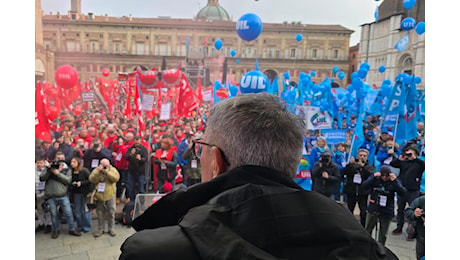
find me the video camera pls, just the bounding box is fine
[49,160,65,169]
[372,187,390,196]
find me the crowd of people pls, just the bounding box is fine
[35,94,425,259]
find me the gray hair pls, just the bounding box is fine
[205,93,305,178]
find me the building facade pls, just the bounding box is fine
[38,0,354,89]
[358,0,425,89]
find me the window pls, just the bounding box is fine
[284,49,289,58]
[306,49,310,59]
[319,49,324,59]
[290,48,296,58]
[115,43,120,54]
[123,45,127,54]
[176,46,181,56]
[155,45,159,55]
[159,45,166,55]
[66,42,76,52]
[145,44,150,55]
[241,48,245,58]
[269,48,274,58]
[92,42,97,53]
[100,44,104,53]
[312,49,317,59]
[247,47,252,58]
[132,44,136,55]
[167,46,171,56]
[334,50,339,59]
[263,48,267,58]
[137,43,144,55]
[109,44,113,54]
[352,53,356,59]
[328,49,331,59]
[276,49,280,58]
[254,48,257,58]
[92,64,97,72]
[297,49,302,59]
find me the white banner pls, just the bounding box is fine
[81,92,95,102]
[159,103,171,120]
[306,106,332,130]
[203,90,212,102]
[142,94,155,112]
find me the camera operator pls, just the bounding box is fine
[126,136,149,207]
[89,158,120,237]
[83,138,113,172]
[361,166,406,245]
[39,151,81,239]
[311,151,340,200]
[405,194,425,260]
[46,132,74,165]
[389,146,425,236]
[343,149,374,227]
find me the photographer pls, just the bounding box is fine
[362,166,406,245]
[311,151,340,199]
[389,146,425,236]
[405,194,425,260]
[39,152,81,239]
[83,138,113,172]
[89,158,120,237]
[343,149,374,227]
[126,136,149,205]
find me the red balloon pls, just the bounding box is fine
[47,106,59,121]
[102,68,110,77]
[55,65,79,89]
[73,105,82,116]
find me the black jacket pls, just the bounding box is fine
[46,142,74,164]
[343,161,374,195]
[82,148,113,171]
[311,161,341,197]
[362,175,407,219]
[120,165,397,260]
[390,158,425,191]
[126,144,149,175]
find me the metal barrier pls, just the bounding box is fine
[132,193,166,221]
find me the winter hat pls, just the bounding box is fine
[54,132,63,139]
[380,166,392,176]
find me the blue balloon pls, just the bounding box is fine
[311,71,316,77]
[405,75,414,85]
[214,39,223,50]
[332,66,339,74]
[236,13,263,42]
[296,33,303,42]
[379,65,386,73]
[236,59,240,64]
[415,22,425,35]
[383,79,392,85]
[230,49,237,57]
[350,72,358,80]
[381,84,391,96]
[360,62,370,71]
[403,0,416,10]
[401,17,416,31]
[358,68,368,79]
[239,70,269,94]
[338,71,345,80]
[415,76,422,84]
[352,77,362,89]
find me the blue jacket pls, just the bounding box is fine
[376,146,401,166]
[332,151,348,172]
[309,147,326,170]
[177,139,190,166]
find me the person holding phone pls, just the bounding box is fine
[89,158,120,237]
[389,146,425,236]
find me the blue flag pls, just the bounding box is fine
[272,75,279,96]
[395,33,409,52]
[350,109,365,159]
[403,77,420,141]
[374,4,379,23]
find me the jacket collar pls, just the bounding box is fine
[131,165,301,231]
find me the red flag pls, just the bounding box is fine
[176,74,199,117]
[35,81,51,142]
[195,75,203,107]
[134,76,145,137]
[123,81,133,120]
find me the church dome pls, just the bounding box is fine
[196,0,231,21]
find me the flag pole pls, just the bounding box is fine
[347,134,356,163]
[391,113,400,151]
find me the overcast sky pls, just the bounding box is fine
[41,0,382,46]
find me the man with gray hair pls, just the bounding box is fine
[120,93,397,259]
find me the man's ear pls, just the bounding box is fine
[210,146,227,179]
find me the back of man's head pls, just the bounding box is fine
[205,93,304,178]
